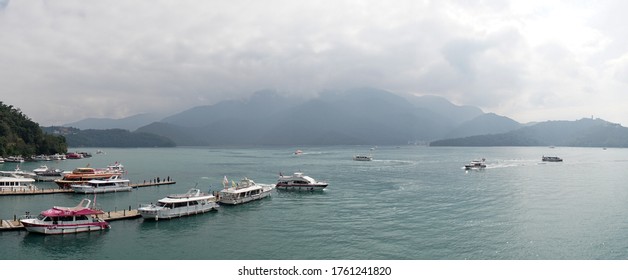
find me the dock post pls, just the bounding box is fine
[123,209,126,216]
[108,211,111,218]
[129,205,131,211]
[14,214,16,221]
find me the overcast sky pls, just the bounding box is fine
[1,0,627,126]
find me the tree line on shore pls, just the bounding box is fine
[0,102,67,157]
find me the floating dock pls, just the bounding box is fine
[0,180,175,196]
[0,208,141,231]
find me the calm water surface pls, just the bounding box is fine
[2,146,628,260]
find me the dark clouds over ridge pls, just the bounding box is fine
[1,0,627,126]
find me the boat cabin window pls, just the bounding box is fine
[75,215,89,221]
[59,216,74,222]
[188,200,199,206]
[39,215,49,221]
[174,202,187,208]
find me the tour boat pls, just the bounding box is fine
[0,176,38,192]
[464,159,487,170]
[276,172,328,191]
[138,188,219,221]
[218,177,274,205]
[71,176,131,194]
[20,198,110,235]
[54,166,123,188]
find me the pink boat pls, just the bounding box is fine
[20,198,110,235]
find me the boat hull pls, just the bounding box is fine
[20,219,110,235]
[139,203,219,221]
[276,184,327,191]
[218,190,272,205]
[72,186,132,193]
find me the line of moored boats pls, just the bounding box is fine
[4,165,328,234]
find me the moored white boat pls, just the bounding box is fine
[276,172,328,191]
[32,165,64,181]
[218,177,274,205]
[138,188,219,221]
[0,165,37,179]
[20,198,110,235]
[71,176,131,193]
[0,176,38,191]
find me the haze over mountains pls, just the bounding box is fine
[61,88,628,147]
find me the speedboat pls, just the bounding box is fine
[106,162,125,173]
[0,176,38,191]
[0,165,37,179]
[353,155,373,161]
[276,172,328,191]
[542,156,563,162]
[71,176,131,193]
[464,159,486,170]
[294,149,303,155]
[218,177,274,205]
[138,188,219,221]
[32,165,64,181]
[20,198,110,235]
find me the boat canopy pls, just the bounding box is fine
[41,198,104,217]
[41,207,103,217]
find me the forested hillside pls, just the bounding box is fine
[0,102,67,156]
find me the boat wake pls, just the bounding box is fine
[485,159,537,169]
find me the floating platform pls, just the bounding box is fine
[0,208,141,231]
[0,180,176,196]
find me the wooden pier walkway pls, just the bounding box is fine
[0,180,175,196]
[130,180,175,188]
[0,208,142,231]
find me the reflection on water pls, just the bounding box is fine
[21,230,107,260]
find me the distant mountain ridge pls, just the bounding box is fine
[430,118,628,147]
[64,88,626,147]
[136,88,493,145]
[64,113,166,131]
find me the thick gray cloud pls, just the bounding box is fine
[1,0,627,126]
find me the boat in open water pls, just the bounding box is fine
[20,198,110,235]
[464,159,487,170]
[276,172,328,191]
[218,177,274,205]
[138,188,219,221]
[353,155,373,161]
[542,156,563,162]
[71,176,131,194]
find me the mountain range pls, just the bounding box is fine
[430,118,628,147]
[131,88,519,146]
[60,88,628,147]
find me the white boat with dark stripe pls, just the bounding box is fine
[276,172,328,191]
[71,176,131,193]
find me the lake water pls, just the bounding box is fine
[1,146,628,260]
